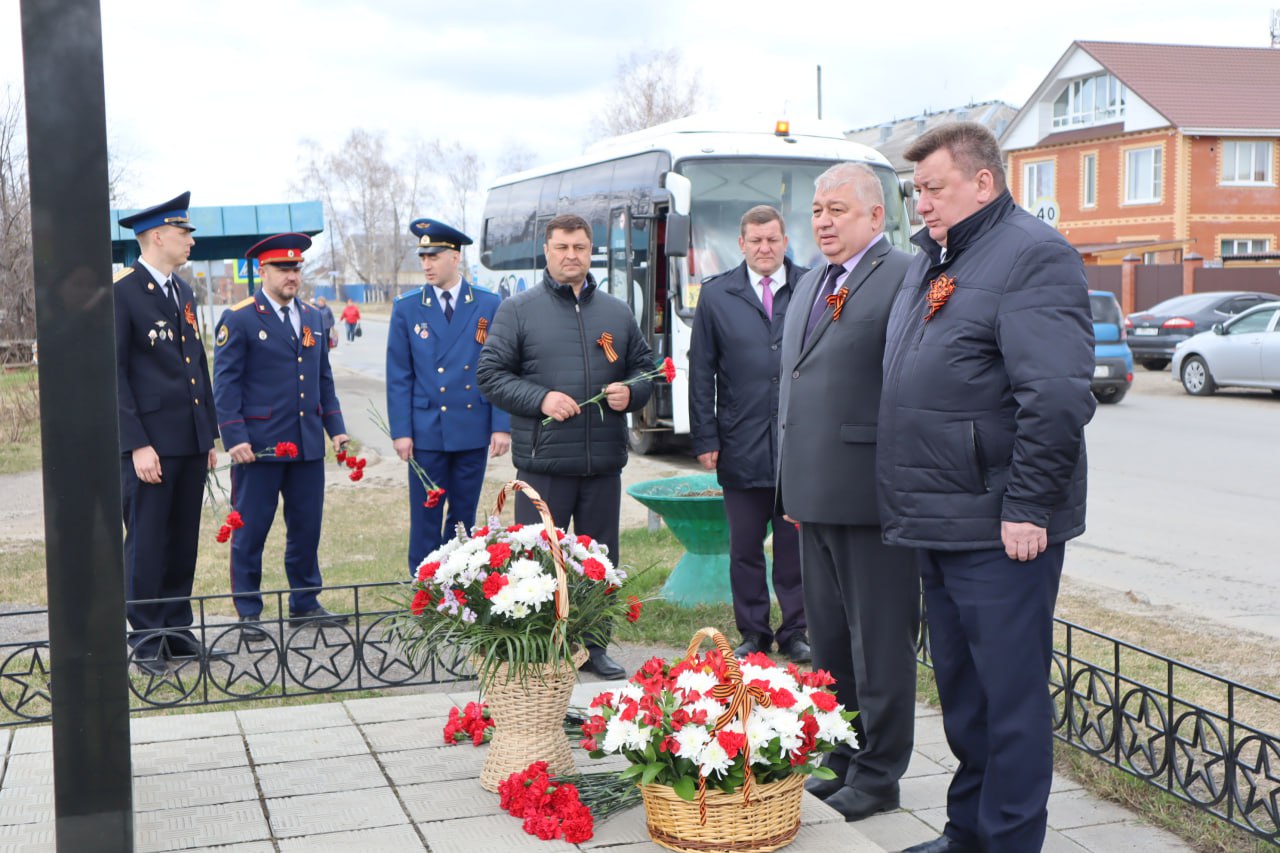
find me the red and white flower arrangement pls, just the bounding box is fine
[398,517,635,686]
[581,649,858,799]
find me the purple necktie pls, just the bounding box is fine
[804,263,844,342]
[760,276,774,319]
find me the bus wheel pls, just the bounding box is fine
[628,425,666,456]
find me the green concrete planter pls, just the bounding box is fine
[625,473,732,607]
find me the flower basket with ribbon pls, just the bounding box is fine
[395,479,632,792]
[582,627,858,853]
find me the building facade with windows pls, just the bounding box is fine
[1001,41,1280,265]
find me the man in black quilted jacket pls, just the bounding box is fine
[476,213,653,679]
[878,122,1095,853]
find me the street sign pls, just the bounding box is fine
[1031,197,1060,230]
[233,258,260,284]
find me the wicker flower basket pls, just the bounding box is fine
[640,774,804,853]
[637,627,804,853]
[476,480,586,793]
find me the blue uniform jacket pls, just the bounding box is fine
[386,280,510,451]
[114,263,218,456]
[213,291,346,461]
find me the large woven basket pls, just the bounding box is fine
[638,627,803,853]
[640,774,804,853]
[476,480,585,793]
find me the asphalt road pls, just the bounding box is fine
[333,319,1280,639]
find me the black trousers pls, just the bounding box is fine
[922,543,1064,853]
[800,522,919,796]
[514,469,621,651]
[722,486,804,647]
[121,453,206,658]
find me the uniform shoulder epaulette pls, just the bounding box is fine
[230,296,255,311]
[113,267,136,283]
[396,287,423,302]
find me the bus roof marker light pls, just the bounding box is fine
[774,120,791,137]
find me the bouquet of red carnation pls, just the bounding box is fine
[498,762,595,843]
[206,441,303,543]
[443,701,495,746]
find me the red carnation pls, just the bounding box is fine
[505,523,523,532]
[717,729,747,758]
[356,457,366,469]
[810,691,838,712]
[346,456,357,469]
[768,686,797,709]
[626,595,643,623]
[411,589,432,616]
[215,524,231,543]
[417,561,440,581]
[336,449,347,462]
[482,571,509,600]
[472,526,489,538]
[661,356,676,383]
[225,510,245,530]
[274,441,298,458]
[581,558,606,581]
[576,534,594,548]
[487,542,512,568]
[349,469,363,482]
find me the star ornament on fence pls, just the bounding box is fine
[1172,711,1228,804]
[0,644,53,718]
[1232,734,1280,830]
[288,624,355,686]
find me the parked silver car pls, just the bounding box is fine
[1171,301,1280,396]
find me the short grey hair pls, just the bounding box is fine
[814,162,884,211]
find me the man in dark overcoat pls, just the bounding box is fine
[689,204,809,663]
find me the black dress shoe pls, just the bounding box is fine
[824,785,899,821]
[580,649,626,679]
[803,775,845,800]
[733,632,770,658]
[132,657,169,677]
[165,639,233,660]
[237,615,271,643]
[899,836,981,853]
[777,635,812,664]
[288,606,349,628]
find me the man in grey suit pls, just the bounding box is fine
[777,162,919,822]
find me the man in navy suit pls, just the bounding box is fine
[115,192,225,675]
[689,205,810,664]
[213,233,349,639]
[386,218,510,574]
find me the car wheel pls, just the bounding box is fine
[1141,359,1170,371]
[1092,386,1127,405]
[1180,356,1217,396]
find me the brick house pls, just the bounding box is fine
[1001,41,1280,266]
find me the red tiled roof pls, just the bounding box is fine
[1077,41,1280,131]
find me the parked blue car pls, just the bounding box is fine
[1089,290,1133,404]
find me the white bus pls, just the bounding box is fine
[477,114,912,453]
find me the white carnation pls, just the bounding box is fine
[673,724,710,759]
[601,718,649,753]
[696,738,733,778]
[674,670,720,698]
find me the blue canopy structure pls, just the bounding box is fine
[109,200,325,267]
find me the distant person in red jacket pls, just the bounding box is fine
[341,299,361,342]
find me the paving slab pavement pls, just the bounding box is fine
[0,682,1200,852]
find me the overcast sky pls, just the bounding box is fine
[1,0,1273,213]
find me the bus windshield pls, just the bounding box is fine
[678,157,908,278]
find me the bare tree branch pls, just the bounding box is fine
[596,48,704,139]
[0,86,34,341]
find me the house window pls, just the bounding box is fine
[1053,73,1126,129]
[1221,238,1271,256]
[1082,154,1097,208]
[1125,146,1162,204]
[1022,160,1055,210]
[1221,141,1273,185]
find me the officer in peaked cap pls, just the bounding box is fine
[213,233,350,638]
[386,218,509,574]
[114,191,227,675]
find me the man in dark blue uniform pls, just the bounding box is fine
[116,192,225,675]
[213,233,349,639]
[387,219,510,574]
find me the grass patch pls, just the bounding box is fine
[0,369,41,475]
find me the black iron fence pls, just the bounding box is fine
[0,581,473,724]
[917,616,1280,845]
[3,582,1277,843]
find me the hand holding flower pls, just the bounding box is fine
[542,357,675,426]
